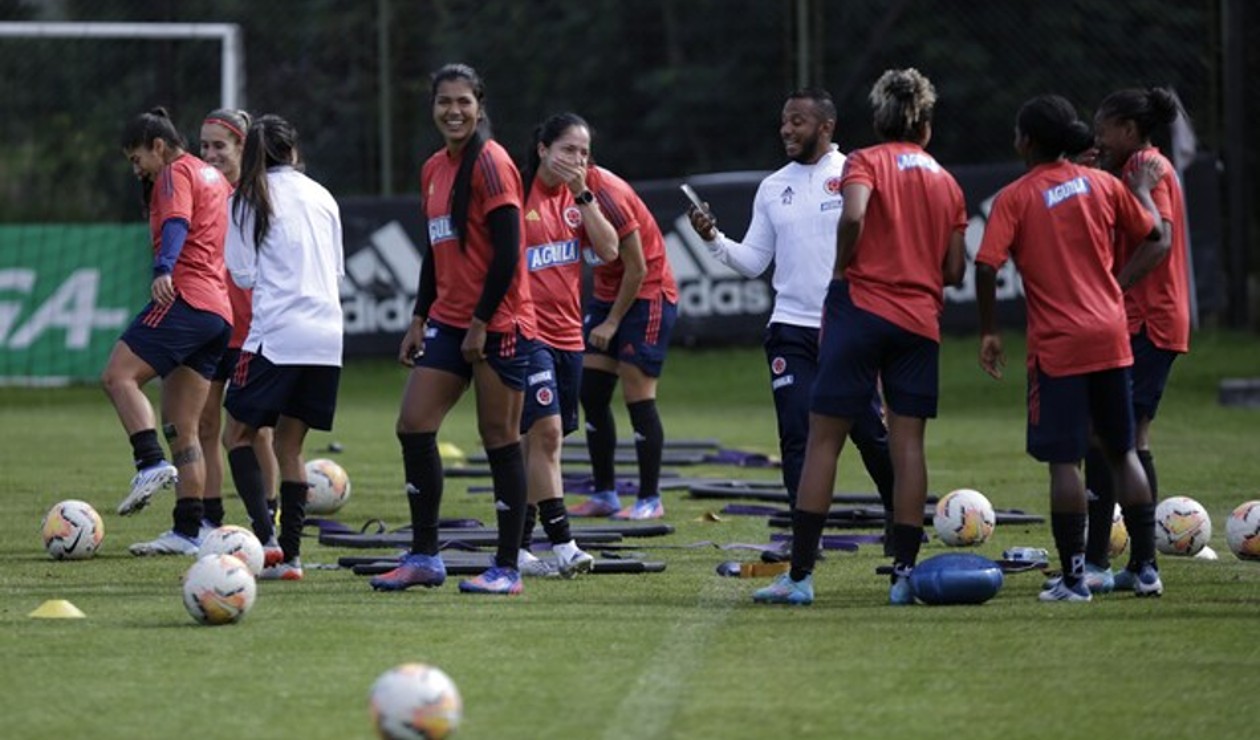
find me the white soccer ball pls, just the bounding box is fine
[305,458,351,515]
[41,499,104,560]
[199,525,265,576]
[1155,496,1212,556]
[370,663,463,740]
[182,553,257,626]
[1108,503,1129,558]
[933,489,996,547]
[1225,500,1260,561]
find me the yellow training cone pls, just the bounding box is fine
[438,441,467,463]
[29,599,86,619]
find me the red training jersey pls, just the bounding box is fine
[149,153,232,324]
[839,142,967,342]
[1117,147,1190,353]
[421,140,537,337]
[523,177,588,351]
[976,160,1156,376]
[585,167,678,304]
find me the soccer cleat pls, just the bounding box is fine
[889,575,915,606]
[752,573,814,605]
[129,529,200,556]
[611,496,664,521]
[261,536,284,568]
[1038,578,1092,602]
[1042,563,1115,594]
[259,557,304,581]
[568,490,621,518]
[1132,564,1164,597]
[458,566,524,595]
[553,541,595,579]
[117,461,179,516]
[517,550,558,578]
[370,553,447,591]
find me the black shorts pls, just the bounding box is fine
[225,350,341,431]
[119,297,230,379]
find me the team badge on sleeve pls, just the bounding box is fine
[563,206,583,228]
[824,177,843,196]
[535,386,554,406]
[771,356,787,375]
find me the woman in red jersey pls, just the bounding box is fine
[1079,87,1188,591]
[108,108,234,557]
[512,112,620,577]
[974,94,1166,601]
[194,108,281,563]
[754,68,966,606]
[371,64,536,596]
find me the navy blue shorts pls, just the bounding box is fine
[521,345,583,436]
[811,281,938,419]
[119,297,230,379]
[1130,329,1179,422]
[1026,364,1134,463]
[212,347,242,383]
[584,295,677,378]
[415,319,534,391]
[224,351,341,431]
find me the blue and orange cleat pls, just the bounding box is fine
[610,496,664,521]
[370,553,447,591]
[458,566,523,595]
[569,490,621,518]
[752,573,814,605]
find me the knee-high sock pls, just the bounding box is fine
[229,446,274,543]
[789,509,827,582]
[487,442,527,569]
[520,503,538,551]
[172,497,203,539]
[537,497,573,546]
[399,431,443,556]
[580,369,619,492]
[627,399,663,501]
[1051,512,1087,587]
[1084,446,1115,568]
[277,480,308,561]
[1137,449,1158,503]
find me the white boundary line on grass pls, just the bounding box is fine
[599,578,736,740]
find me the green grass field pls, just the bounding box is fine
[2,330,1259,739]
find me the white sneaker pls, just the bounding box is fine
[553,540,595,579]
[517,549,557,578]
[117,461,179,516]
[129,529,200,556]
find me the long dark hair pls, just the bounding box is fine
[869,68,936,142]
[1016,95,1094,162]
[121,107,186,208]
[1096,86,1182,143]
[523,112,590,197]
[431,63,491,250]
[232,114,299,247]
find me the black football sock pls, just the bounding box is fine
[129,429,165,470]
[789,509,827,581]
[228,446,274,543]
[1084,447,1114,568]
[172,497,204,539]
[627,399,664,501]
[277,480,308,561]
[399,432,442,556]
[266,497,278,521]
[1123,502,1158,570]
[202,497,225,528]
[1051,512,1087,587]
[890,523,924,575]
[486,442,527,569]
[1137,449,1158,503]
[580,369,619,492]
[537,497,573,546]
[520,503,538,552]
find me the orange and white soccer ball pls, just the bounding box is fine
[1108,503,1129,558]
[1225,500,1260,561]
[41,499,104,560]
[305,458,351,515]
[199,525,265,576]
[370,663,462,740]
[182,553,257,626]
[1155,496,1212,556]
[933,489,996,547]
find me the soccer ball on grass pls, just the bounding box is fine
[370,663,462,740]
[182,553,257,626]
[933,489,996,547]
[305,458,351,514]
[1225,500,1260,561]
[41,499,104,560]
[1155,496,1212,556]
[199,525,265,576]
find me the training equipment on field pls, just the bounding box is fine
[28,599,86,619]
[40,499,104,560]
[1108,503,1129,558]
[182,553,257,626]
[305,458,351,514]
[687,479,919,505]
[198,525,265,576]
[370,662,462,740]
[347,553,666,576]
[1155,496,1212,556]
[933,489,997,546]
[766,506,1041,530]
[716,560,789,578]
[908,553,1005,605]
[318,522,670,550]
[1225,500,1260,560]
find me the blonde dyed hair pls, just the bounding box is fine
[869,68,937,142]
